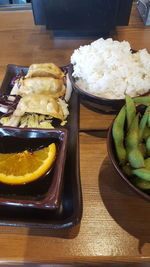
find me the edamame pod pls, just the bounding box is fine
[125,113,139,151]
[144,158,150,169]
[148,111,150,128]
[128,148,145,168]
[139,106,149,141]
[133,96,150,106]
[125,113,145,167]
[138,143,146,158]
[132,168,150,181]
[125,95,136,130]
[143,127,150,140]
[133,177,150,190]
[112,106,126,165]
[146,136,150,156]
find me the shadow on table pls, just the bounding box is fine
[27,222,81,239]
[99,156,150,253]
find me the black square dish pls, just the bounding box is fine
[0,128,68,210]
[0,64,82,229]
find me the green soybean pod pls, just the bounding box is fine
[143,127,150,140]
[146,136,150,156]
[125,113,139,151]
[148,111,150,128]
[138,143,147,158]
[126,113,145,168]
[133,96,150,106]
[125,95,136,130]
[133,177,150,190]
[139,106,149,141]
[132,168,150,181]
[128,148,145,169]
[144,157,150,169]
[112,106,126,165]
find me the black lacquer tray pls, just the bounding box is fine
[0,64,82,229]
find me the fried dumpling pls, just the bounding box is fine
[13,94,65,121]
[11,77,66,98]
[25,63,64,79]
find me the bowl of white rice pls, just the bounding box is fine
[68,38,150,114]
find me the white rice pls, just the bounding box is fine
[70,38,150,99]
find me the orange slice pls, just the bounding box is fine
[0,143,56,185]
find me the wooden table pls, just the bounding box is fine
[0,4,150,266]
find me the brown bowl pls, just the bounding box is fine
[68,64,125,114]
[107,118,150,201]
[0,127,68,210]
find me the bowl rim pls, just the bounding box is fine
[107,119,150,201]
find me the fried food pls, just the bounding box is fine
[11,77,66,98]
[2,62,71,129]
[25,63,64,79]
[14,94,65,120]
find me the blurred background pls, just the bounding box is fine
[0,0,134,37]
[0,0,31,4]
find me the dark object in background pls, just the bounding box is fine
[136,0,150,25]
[32,0,133,37]
[0,0,31,4]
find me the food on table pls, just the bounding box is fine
[11,77,66,98]
[11,62,66,97]
[0,94,69,127]
[71,38,150,99]
[112,105,126,165]
[18,114,53,129]
[133,96,150,105]
[0,63,72,128]
[126,94,136,130]
[0,143,56,185]
[112,95,150,190]
[13,94,67,120]
[25,63,64,79]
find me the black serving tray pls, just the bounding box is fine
[0,64,82,229]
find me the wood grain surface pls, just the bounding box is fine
[0,3,150,265]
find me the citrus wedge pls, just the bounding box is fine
[0,143,56,185]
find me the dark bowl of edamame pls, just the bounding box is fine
[107,95,150,201]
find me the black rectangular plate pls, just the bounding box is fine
[0,64,82,229]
